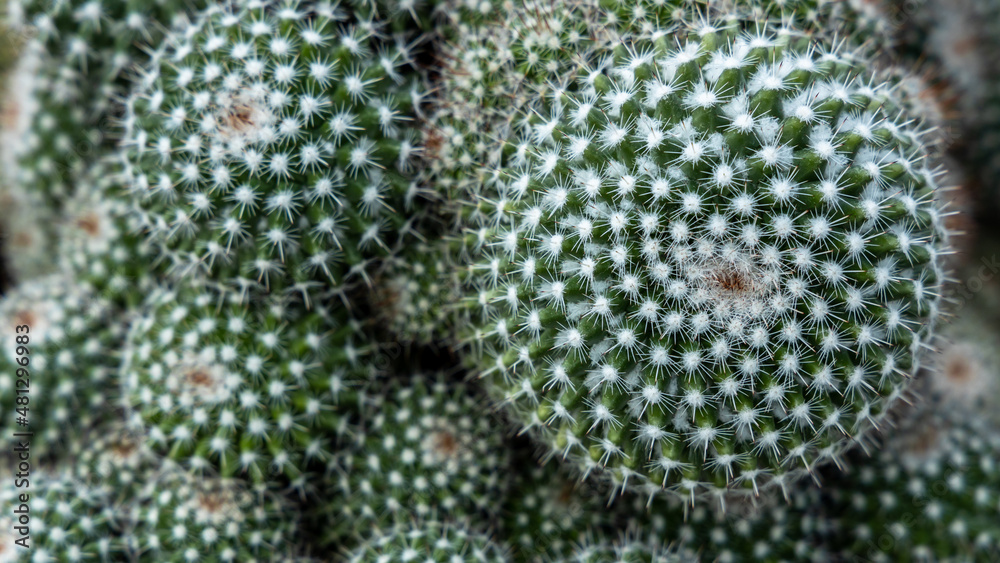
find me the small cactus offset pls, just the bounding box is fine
[0,274,122,458]
[4,0,1000,561]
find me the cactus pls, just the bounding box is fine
[821,399,1000,561]
[5,0,205,207]
[128,465,303,561]
[5,0,1000,561]
[0,274,122,459]
[0,472,120,562]
[119,0,426,296]
[346,520,511,562]
[57,160,156,308]
[500,455,623,561]
[458,21,948,501]
[318,373,511,549]
[121,282,373,483]
[374,238,463,344]
[566,533,695,563]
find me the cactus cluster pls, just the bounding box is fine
[2,0,1000,561]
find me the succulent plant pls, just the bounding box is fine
[121,282,373,483]
[501,455,621,561]
[374,238,463,344]
[0,274,122,459]
[3,0,999,561]
[6,0,205,207]
[119,0,426,297]
[0,471,120,562]
[128,465,303,561]
[57,160,157,308]
[319,373,511,549]
[822,399,1000,562]
[459,23,948,501]
[566,532,694,563]
[346,519,511,563]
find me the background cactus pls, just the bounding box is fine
[121,282,372,482]
[119,0,427,297]
[1,0,999,562]
[317,373,511,551]
[0,274,121,458]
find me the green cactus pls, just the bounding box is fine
[566,532,695,563]
[501,455,622,561]
[128,465,303,561]
[121,282,373,483]
[0,471,121,562]
[0,274,122,459]
[346,520,512,562]
[318,373,511,550]
[1,0,997,561]
[458,22,948,500]
[119,0,426,297]
[5,0,206,207]
[374,238,463,344]
[821,399,1000,562]
[57,160,157,308]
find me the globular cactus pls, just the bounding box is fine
[1,0,997,561]
[57,160,156,308]
[6,0,205,207]
[0,472,120,562]
[0,181,58,283]
[822,401,1000,561]
[566,532,695,563]
[0,274,122,458]
[624,485,832,563]
[501,456,622,561]
[460,23,948,501]
[121,282,373,483]
[374,239,463,344]
[119,0,426,297]
[320,374,511,550]
[346,520,512,563]
[128,466,303,561]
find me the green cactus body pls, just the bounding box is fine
[0,472,120,562]
[70,424,166,508]
[502,458,622,561]
[121,283,372,483]
[128,465,302,561]
[375,239,463,343]
[825,404,1000,562]
[0,275,121,459]
[346,520,512,562]
[119,0,425,297]
[58,160,157,308]
[7,0,204,207]
[0,180,59,283]
[321,374,511,549]
[566,534,695,563]
[460,23,948,501]
[621,485,831,563]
